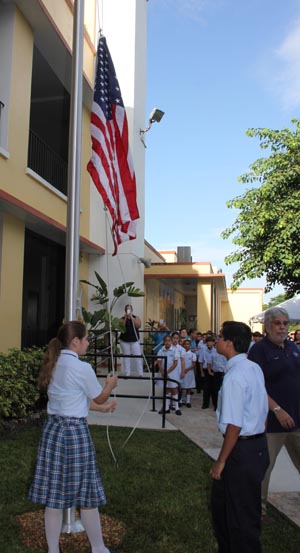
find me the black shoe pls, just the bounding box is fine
[159,408,170,414]
[202,405,209,409]
[186,403,191,408]
[175,409,182,416]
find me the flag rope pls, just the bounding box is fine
[103,209,153,464]
[96,0,104,37]
[103,207,118,466]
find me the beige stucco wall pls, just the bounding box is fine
[159,251,177,263]
[197,281,212,331]
[144,279,160,324]
[42,0,96,83]
[0,10,64,218]
[0,213,25,351]
[0,6,92,243]
[220,289,263,332]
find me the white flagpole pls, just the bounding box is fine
[62,0,85,533]
[64,0,84,322]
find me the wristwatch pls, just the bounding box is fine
[273,406,281,413]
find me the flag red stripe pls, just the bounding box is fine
[87,36,139,255]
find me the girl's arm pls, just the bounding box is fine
[93,374,118,405]
[186,361,196,372]
[180,356,185,379]
[90,399,116,413]
[167,359,178,374]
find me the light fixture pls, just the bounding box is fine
[139,257,152,269]
[140,107,165,148]
[117,252,152,268]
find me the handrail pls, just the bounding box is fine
[83,350,180,429]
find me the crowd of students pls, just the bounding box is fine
[151,325,230,415]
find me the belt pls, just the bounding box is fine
[238,432,265,441]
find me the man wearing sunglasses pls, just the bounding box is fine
[248,307,300,517]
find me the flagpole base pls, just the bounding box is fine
[61,506,85,534]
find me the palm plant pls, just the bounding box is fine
[80,271,144,349]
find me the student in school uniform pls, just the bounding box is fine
[181,339,197,407]
[188,328,198,351]
[210,321,269,553]
[157,335,181,415]
[199,336,215,409]
[207,345,227,410]
[28,320,118,553]
[179,327,188,340]
[194,332,204,393]
[171,332,185,409]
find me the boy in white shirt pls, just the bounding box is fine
[210,321,269,553]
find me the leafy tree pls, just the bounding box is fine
[222,119,300,296]
[262,293,288,311]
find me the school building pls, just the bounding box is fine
[143,241,263,333]
[0,0,147,353]
[0,1,262,354]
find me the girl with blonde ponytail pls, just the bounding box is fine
[29,321,118,553]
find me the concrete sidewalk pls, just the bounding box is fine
[88,374,300,527]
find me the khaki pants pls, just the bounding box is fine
[262,429,300,512]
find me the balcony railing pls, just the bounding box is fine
[28,129,68,195]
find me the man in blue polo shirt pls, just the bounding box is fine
[248,306,300,515]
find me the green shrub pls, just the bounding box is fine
[0,347,45,420]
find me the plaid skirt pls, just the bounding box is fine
[28,415,106,509]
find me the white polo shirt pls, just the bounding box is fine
[158,345,180,370]
[216,353,268,436]
[47,350,102,418]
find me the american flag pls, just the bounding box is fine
[87,36,140,255]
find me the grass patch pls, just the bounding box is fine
[1,424,300,552]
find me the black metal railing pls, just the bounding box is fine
[28,129,68,194]
[84,330,181,429]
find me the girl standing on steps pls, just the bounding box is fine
[28,320,118,553]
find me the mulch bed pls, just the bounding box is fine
[17,510,126,552]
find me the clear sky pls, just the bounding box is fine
[144,0,300,302]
